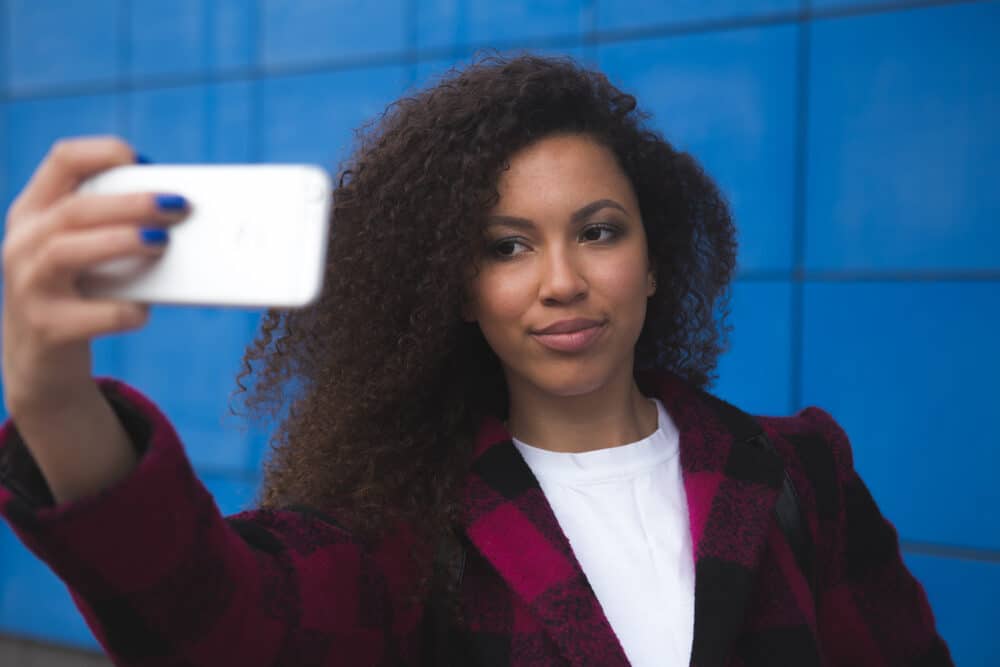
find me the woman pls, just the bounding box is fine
[0,55,950,666]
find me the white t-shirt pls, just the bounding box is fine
[512,398,694,667]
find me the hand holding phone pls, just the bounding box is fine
[78,163,332,309]
[2,137,187,501]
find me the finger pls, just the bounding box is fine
[13,136,137,218]
[4,191,185,265]
[31,298,150,345]
[31,225,168,288]
[40,190,188,237]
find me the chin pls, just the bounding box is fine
[523,362,615,399]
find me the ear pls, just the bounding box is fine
[646,270,657,297]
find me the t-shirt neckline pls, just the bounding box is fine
[511,398,679,484]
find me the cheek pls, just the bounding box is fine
[592,255,650,307]
[471,269,534,330]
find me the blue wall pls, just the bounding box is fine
[1,1,997,663]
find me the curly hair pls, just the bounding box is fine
[232,53,736,552]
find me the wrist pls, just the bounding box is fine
[7,377,102,428]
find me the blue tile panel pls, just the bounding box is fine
[801,281,1000,551]
[5,93,122,200]
[599,25,799,273]
[204,81,255,162]
[128,0,255,80]
[0,6,8,96]
[261,0,407,68]
[7,0,122,94]
[128,0,203,80]
[597,0,800,32]
[202,473,260,516]
[108,307,263,474]
[811,0,915,10]
[212,0,258,71]
[126,81,253,163]
[416,0,590,51]
[904,553,1000,667]
[714,280,794,416]
[412,47,589,91]
[806,1,1000,271]
[127,86,209,162]
[0,522,101,649]
[258,65,409,167]
[0,103,7,215]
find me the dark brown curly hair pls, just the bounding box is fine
[232,53,736,552]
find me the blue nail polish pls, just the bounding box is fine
[155,194,187,211]
[140,228,169,245]
[135,153,153,164]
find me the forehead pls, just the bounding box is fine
[493,134,637,213]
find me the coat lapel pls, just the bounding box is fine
[460,416,631,666]
[650,372,785,667]
[461,371,784,667]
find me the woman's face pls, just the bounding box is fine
[466,133,655,400]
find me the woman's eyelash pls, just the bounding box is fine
[581,223,622,241]
[489,237,529,258]
[487,223,622,258]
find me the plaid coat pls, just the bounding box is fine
[0,372,951,666]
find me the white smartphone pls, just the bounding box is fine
[76,164,332,309]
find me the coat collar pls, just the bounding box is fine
[460,370,784,667]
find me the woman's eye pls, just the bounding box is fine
[490,238,529,258]
[581,224,620,243]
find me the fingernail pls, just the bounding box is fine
[155,194,187,211]
[135,153,153,164]
[140,228,169,246]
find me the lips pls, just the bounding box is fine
[530,318,606,353]
[532,318,605,335]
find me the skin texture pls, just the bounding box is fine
[468,134,658,452]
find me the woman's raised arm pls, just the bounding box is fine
[1,136,186,504]
[0,137,421,665]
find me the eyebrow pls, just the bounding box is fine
[486,198,628,230]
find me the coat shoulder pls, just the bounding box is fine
[755,406,857,521]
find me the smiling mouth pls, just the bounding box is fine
[530,322,606,353]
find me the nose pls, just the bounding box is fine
[538,247,587,305]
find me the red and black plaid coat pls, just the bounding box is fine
[0,371,951,666]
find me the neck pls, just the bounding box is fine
[505,364,658,453]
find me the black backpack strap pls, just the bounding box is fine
[696,392,817,598]
[754,430,817,597]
